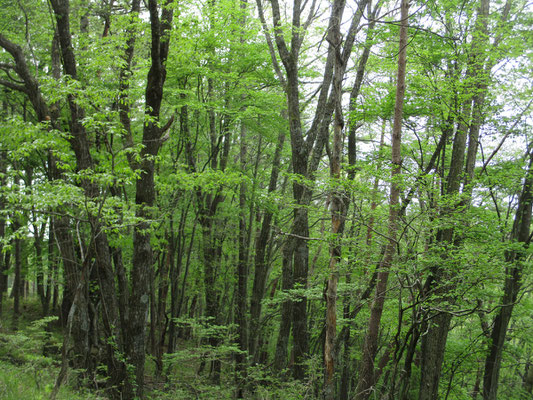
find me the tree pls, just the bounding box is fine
[0,0,531,398]
[355,0,408,397]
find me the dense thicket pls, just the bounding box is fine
[0,0,532,399]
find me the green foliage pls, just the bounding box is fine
[0,0,531,398]
[0,301,94,399]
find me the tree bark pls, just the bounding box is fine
[482,151,533,400]
[264,0,369,378]
[11,209,22,331]
[235,118,248,397]
[323,1,349,395]
[129,0,174,395]
[355,1,408,398]
[249,127,285,362]
[0,149,7,318]
[418,1,490,397]
[49,0,130,394]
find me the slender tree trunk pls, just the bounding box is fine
[34,221,48,315]
[201,219,223,383]
[0,149,7,318]
[12,218,22,331]
[167,214,183,356]
[323,6,348,395]
[47,156,60,314]
[274,238,294,372]
[249,128,285,361]
[11,168,23,330]
[471,363,482,399]
[482,152,533,400]
[50,1,131,395]
[355,1,408,397]
[235,118,248,397]
[169,207,195,353]
[27,166,49,316]
[418,1,490,396]
[154,238,172,376]
[235,4,250,391]
[128,0,173,395]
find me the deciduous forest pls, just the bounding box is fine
[0,0,531,398]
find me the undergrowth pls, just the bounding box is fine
[0,298,317,399]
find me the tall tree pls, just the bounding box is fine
[483,150,533,399]
[129,0,174,395]
[355,0,408,397]
[261,0,370,378]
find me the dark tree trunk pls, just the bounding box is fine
[11,219,22,330]
[323,2,349,395]
[129,0,174,395]
[168,205,195,354]
[0,149,7,317]
[263,0,369,379]
[355,1,408,397]
[112,246,129,344]
[201,219,223,383]
[249,127,285,362]
[274,237,294,372]
[55,215,91,370]
[235,119,248,397]
[418,1,492,398]
[49,0,130,395]
[482,152,533,400]
[154,237,172,376]
[291,207,309,380]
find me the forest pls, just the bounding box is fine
[0,0,531,398]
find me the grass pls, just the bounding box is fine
[0,359,104,400]
[0,298,92,399]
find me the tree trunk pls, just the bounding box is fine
[154,238,172,376]
[482,151,533,400]
[11,218,22,331]
[127,0,173,395]
[323,4,348,395]
[235,118,249,397]
[0,149,7,317]
[418,1,490,397]
[201,219,223,384]
[48,1,135,395]
[54,214,91,370]
[27,166,49,316]
[264,0,369,378]
[274,238,294,372]
[249,127,285,362]
[169,205,195,353]
[355,1,408,398]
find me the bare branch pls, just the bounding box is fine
[0,79,27,93]
[480,98,533,175]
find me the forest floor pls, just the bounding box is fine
[0,297,307,399]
